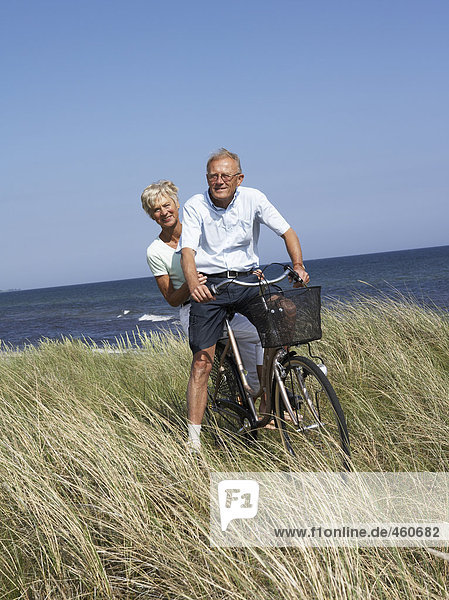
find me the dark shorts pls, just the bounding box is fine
[188,274,260,354]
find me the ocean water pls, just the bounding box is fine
[1,245,448,350]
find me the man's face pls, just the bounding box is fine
[207,157,244,204]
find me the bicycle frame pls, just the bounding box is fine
[210,266,302,428]
[214,318,258,424]
[215,315,287,428]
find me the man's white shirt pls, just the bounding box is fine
[178,186,290,273]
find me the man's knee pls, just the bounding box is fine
[190,348,214,381]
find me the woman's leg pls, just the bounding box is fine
[228,312,263,392]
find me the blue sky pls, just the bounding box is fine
[1,0,448,290]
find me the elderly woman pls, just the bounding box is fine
[141,180,263,394]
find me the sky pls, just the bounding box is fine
[1,0,448,290]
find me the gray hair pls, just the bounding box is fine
[206,148,242,173]
[141,180,179,217]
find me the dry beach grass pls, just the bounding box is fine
[0,297,448,598]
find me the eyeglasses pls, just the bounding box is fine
[206,172,241,183]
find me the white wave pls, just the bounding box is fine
[117,309,131,318]
[138,314,174,322]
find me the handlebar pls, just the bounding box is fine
[210,265,302,295]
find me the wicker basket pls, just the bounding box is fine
[245,286,322,348]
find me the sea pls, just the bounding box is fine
[1,245,448,350]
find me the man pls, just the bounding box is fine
[141,179,263,393]
[180,148,309,451]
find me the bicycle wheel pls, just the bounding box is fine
[205,342,257,446]
[273,354,350,470]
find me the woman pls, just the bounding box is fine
[141,180,263,393]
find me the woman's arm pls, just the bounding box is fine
[155,272,208,307]
[155,274,190,307]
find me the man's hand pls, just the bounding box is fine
[190,273,215,303]
[181,248,215,303]
[292,264,309,287]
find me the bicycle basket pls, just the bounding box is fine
[246,286,322,348]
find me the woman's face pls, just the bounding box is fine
[151,195,179,229]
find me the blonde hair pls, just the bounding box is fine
[141,180,179,218]
[206,148,242,173]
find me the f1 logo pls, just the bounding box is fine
[218,480,260,531]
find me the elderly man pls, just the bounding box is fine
[180,148,309,451]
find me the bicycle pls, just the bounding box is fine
[204,264,351,471]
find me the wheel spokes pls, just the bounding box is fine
[275,357,350,469]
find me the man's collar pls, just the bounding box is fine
[206,188,240,211]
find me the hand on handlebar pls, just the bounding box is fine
[290,265,309,287]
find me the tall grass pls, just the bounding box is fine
[0,298,447,598]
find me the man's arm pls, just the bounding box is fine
[281,227,310,286]
[181,248,215,302]
[255,193,309,285]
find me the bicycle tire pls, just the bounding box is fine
[273,354,351,470]
[205,342,257,446]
